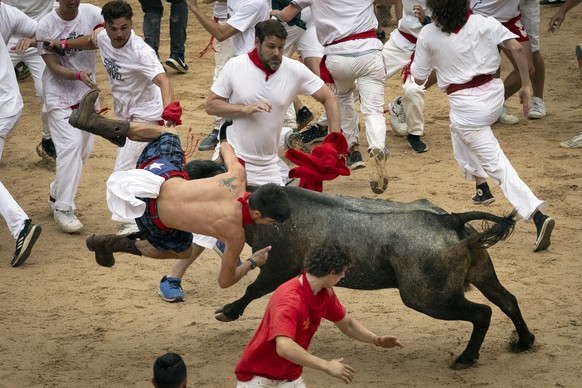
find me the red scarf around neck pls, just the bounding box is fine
[238,192,253,226]
[248,48,276,81]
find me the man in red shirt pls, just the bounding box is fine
[235,238,403,386]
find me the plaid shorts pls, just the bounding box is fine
[135,133,192,253]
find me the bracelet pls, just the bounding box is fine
[274,11,282,22]
[61,39,69,50]
[75,71,82,80]
[422,16,432,26]
[246,258,257,270]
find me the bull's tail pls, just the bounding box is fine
[447,210,517,249]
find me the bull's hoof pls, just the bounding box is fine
[508,333,536,353]
[214,306,240,322]
[451,354,478,370]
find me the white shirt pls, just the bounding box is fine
[96,30,165,121]
[293,0,382,55]
[211,55,324,165]
[389,0,430,52]
[411,14,517,91]
[37,4,103,111]
[0,3,37,118]
[470,0,520,23]
[226,0,270,56]
[3,0,54,21]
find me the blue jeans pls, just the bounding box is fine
[138,0,188,58]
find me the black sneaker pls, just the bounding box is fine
[407,134,428,153]
[347,150,366,170]
[533,211,555,252]
[471,182,495,205]
[36,138,57,161]
[299,124,328,145]
[296,107,314,130]
[12,219,42,267]
[199,130,219,151]
[285,131,309,153]
[165,55,189,73]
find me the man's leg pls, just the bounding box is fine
[164,0,189,73]
[139,0,163,56]
[159,244,205,302]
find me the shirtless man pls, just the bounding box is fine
[71,90,292,289]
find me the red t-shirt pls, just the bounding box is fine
[235,274,347,382]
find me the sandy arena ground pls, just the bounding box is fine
[0,1,581,387]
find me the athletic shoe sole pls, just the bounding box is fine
[369,149,388,194]
[533,217,555,252]
[158,289,184,303]
[11,224,42,267]
[471,197,495,205]
[165,58,188,73]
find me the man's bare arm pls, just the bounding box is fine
[186,0,241,42]
[311,85,341,132]
[218,234,251,288]
[41,54,99,90]
[206,91,273,118]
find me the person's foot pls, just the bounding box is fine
[199,130,219,151]
[165,55,189,73]
[497,105,520,125]
[54,210,83,233]
[299,124,328,145]
[376,3,392,27]
[533,212,555,252]
[407,134,428,153]
[68,89,128,147]
[471,182,495,205]
[295,106,314,131]
[159,276,184,302]
[527,97,546,119]
[11,219,42,267]
[36,138,57,161]
[368,147,389,194]
[559,132,582,148]
[388,97,408,136]
[86,233,142,267]
[346,150,366,170]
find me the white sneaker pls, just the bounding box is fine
[559,132,582,148]
[116,222,140,236]
[527,97,546,119]
[54,210,83,233]
[388,97,408,136]
[497,105,520,125]
[48,182,56,214]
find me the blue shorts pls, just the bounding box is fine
[135,133,192,253]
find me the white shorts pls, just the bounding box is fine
[519,0,540,52]
[237,376,306,388]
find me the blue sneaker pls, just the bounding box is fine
[158,276,184,302]
[213,240,243,266]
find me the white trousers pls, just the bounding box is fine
[48,107,94,211]
[9,37,50,139]
[0,181,28,239]
[382,38,426,136]
[448,80,543,220]
[325,51,387,151]
[237,376,306,388]
[0,111,21,161]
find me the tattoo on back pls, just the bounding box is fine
[219,177,238,191]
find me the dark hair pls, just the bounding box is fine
[303,238,353,278]
[153,353,187,388]
[183,160,224,180]
[248,183,291,223]
[426,0,468,34]
[101,0,133,23]
[255,19,287,43]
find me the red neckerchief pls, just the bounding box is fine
[248,48,276,81]
[453,10,472,34]
[237,192,253,226]
[301,271,326,321]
